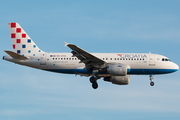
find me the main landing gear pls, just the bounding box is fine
[150,74,154,86]
[89,76,100,89]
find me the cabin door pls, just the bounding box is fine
[40,54,46,65]
[149,54,155,66]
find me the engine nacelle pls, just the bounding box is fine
[104,76,130,85]
[107,64,128,76]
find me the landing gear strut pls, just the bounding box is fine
[150,74,154,86]
[89,76,100,89]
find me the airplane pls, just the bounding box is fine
[3,22,179,89]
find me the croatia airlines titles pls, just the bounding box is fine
[117,54,147,58]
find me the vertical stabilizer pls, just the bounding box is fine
[8,22,43,55]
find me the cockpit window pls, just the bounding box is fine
[162,58,171,61]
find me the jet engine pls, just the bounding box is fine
[104,75,129,85]
[101,64,129,76]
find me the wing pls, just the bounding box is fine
[64,41,106,71]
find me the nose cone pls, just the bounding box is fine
[176,64,179,70]
[172,62,179,71]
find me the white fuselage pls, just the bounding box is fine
[3,52,179,77]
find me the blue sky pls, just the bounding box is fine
[1,0,180,120]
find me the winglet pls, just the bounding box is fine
[63,41,69,47]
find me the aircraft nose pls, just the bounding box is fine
[173,63,179,70]
[176,64,179,70]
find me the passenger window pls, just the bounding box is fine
[58,58,60,60]
[131,58,133,60]
[67,58,68,60]
[61,58,63,60]
[53,58,54,60]
[110,58,112,60]
[162,58,164,61]
[72,58,74,60]
[137,58,139,60]
[64,58,66,60]
[106,58,108,60]
[117,58,119,60]
[69,58,71,60]
[143,59,144,60]
[75,58,76,60]
[115,58,116,60]
[103,58,104,60]
[120,58,122,60]
[134,58,136,60]
[129,58,130,60]
[56,58,57,60]
[140,58,141,60]
[123,58,125,60]
[126,58,127,60]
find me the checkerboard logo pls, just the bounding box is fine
[8,22,42,54]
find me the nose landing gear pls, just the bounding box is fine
[150,74,154,86]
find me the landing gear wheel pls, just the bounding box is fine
[90,76,96,83]
[149,74,155,86]
[92,82,98,89]
[150,81,154,86]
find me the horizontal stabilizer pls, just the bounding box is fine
[4,50,29,60]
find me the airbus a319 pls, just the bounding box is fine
[3,22,179,89]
